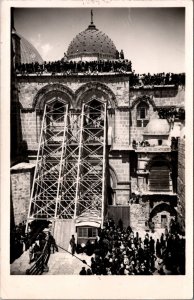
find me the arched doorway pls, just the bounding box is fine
[107,165,118,205]
[149,203,177,230]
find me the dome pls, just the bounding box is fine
[67,22,117,61]
[17,33,44,64]
[144,118,170,135]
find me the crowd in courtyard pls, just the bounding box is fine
[11,218,185,275]
[78,219,185,275]
[10,220,55,263]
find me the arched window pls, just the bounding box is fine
[52,101,65,122]
[89,99,103,120]
[136,102,149,127]
[85,99,104,128]
[149,161,171,191]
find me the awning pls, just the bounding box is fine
[75,221,101,228]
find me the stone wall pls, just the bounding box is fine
[17,75,129,110]
[177,138,185,232]
[130,202,150,230]
[11,163,34,225]
[130,85,185,107]
[152,211,171,230]
[130,103,154,143]
[17,74,129,153]
[130,152,172,193]
[129,86,185,144]
[109,156,130,205]
[20,111,40,150]
[114,109,129,145]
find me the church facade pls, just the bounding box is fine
[11,14,185,248]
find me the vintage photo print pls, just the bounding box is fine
[1,0,193,299]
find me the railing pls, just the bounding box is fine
[25,241,92,275]
[25,240,50,275]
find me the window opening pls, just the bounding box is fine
[149,161,170,191]
[137,102,149,127]
[52,101,65,122]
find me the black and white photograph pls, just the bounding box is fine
[1,1,193,299]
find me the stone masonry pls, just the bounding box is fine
[11,163,34,225]
[177,138,185,232]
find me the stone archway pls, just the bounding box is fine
[33,83,75,111]
[130,95,157,110]
[75,82,117,143]
[149,202,177,230]
[32,84,75,143]
[75,81,117,109]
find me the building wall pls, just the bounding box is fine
[10,163,34,225]
[177,138,185,232]
[14,74,185,232]
[18,75,129,153]
[20,111,40,150]
[109,155,130,205]
[130,103,154,143]
[130,152,172,193]
[114,109,129,145]
[130,86,185,107]
[129,86,185,144]
[18,75,129,110]
[130,202,150,231]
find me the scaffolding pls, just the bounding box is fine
[75,101,107,226]
[26,99,107,231]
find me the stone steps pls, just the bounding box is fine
[10,250,31,275]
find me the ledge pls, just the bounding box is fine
[11,162,35,172]
[136,170,149,175]
[142,191,177,196]
[111,144,133,151]
[130,84,177,89]
[16,71,131,78]
[135,146,171,153]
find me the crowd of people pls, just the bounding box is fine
[15,59,132,75]
[10,220,56,264]
[130,72,185,87]
[10,221,26,262]
[15,60,185,87]
[28,230,58,264]
[78,219,185,275]
[11,218,185,275]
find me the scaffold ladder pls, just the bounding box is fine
[75,101,107,227]
[26,101,69,228]
[26,100,107,232]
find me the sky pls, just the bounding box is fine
[14,7,185,74]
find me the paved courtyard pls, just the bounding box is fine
[10,248,93,275]
[11,229,166,275]
[43,252,93,275]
